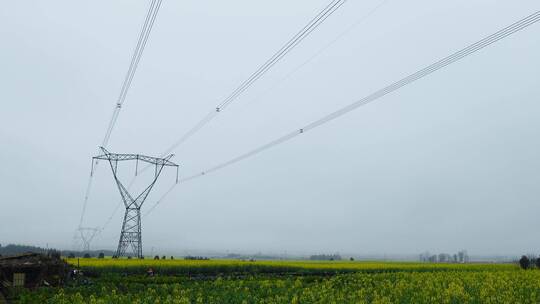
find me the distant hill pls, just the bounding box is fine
[0,243,114,257]
[0,244,48,256]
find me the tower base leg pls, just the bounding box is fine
[115,208,142,258]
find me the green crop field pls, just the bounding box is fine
[13,258,540,303]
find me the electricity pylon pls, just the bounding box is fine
[93,147,178,258]
[77,227,101,252]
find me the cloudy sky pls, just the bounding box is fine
[1,0,539,256]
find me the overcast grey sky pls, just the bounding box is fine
[0,0,539,256]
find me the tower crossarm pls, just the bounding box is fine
[93,147,178,167]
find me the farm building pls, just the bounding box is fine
[0,253,69,299]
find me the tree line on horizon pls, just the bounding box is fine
[0,243,114,257]
[419,250,469,263]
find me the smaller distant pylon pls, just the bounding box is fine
[77,227,101,252]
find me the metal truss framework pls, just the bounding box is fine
[93,147,178,258]
[77,227,101,252]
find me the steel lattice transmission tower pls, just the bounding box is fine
[77,227,101,252]
[93,147,178,258]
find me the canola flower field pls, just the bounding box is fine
[15,258,540,304]
[65,258,516,276]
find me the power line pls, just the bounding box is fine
[78,168,95,227]
[103,0,163,147]
[247,0,389,108]
[143,0,386,219]
[121,0,352,224]
[216,0,346,111]
[143,10,540,217]
[143,183,176,217]
[159,0,348,157]
[78,0,164,229]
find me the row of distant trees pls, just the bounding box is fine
[519,255,540,270]
[73,253,212,260]
[419,250,469,263]
[154,255,176,260]
[310,254,342,261]
[70,252,106,259]
[184,255,210,260]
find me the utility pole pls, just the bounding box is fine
[93,147,178,259]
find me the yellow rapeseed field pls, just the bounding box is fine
[15,258,532,303]
[67,257,516,274]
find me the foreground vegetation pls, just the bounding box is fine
[15,259,540,303]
